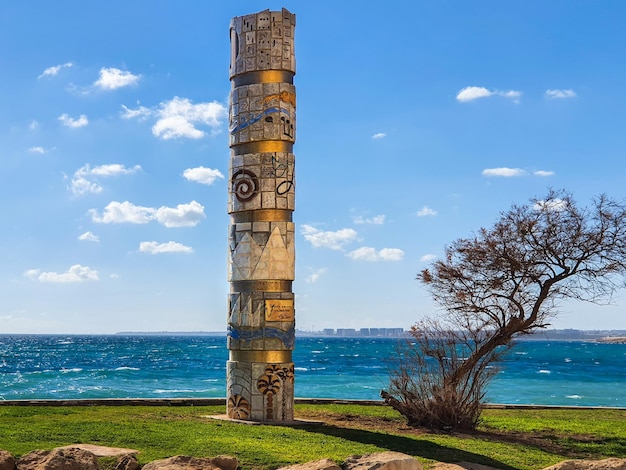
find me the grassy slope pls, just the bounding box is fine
[0,404,624,470]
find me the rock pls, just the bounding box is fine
[430,463,500,470]
[57,445,138,458]
[141,455,239,470]
[343,452,422,470]
[115,454,140,470]
[17,448,99,470]
[0,450,16,470]
[542,459,626,470]
[278,458,342,470]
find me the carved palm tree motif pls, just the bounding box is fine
[227,394,250,420]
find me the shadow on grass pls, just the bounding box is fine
[474,429,626,460]
[301,423,517,470]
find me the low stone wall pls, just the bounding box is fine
[0,398,624,411]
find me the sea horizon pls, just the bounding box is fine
[2,326,624,339]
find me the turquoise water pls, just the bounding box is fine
[0,335,625,406]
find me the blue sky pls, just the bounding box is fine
[2,1,626,334]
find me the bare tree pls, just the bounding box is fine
[382,190,626,431]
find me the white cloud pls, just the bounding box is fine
[372,132,386,139]
[347,247,404,262]
[89,200,205,228]
[89,201,155,224]
[420,254,437,262]
[545,89,577,99]
[94,67,140,90]
[28,146,46,154]
[417,206,437,217]
[183,167,224,185]
[482,167,526,177]
[70,163,141,196]
[110,273,120,279]
[78,231,99,243]
[24,265,99,283]
[534,170,555,177]
[29,121,39,130]
[59,114,88,128]
[152,97,227,140]
[533,199,567,211]
[500,90,522,101]
[38,62,74,79]
[306,268,327,283]
[352,214,385,225]
[301,225,358,251]
[456,86,493,102]
[154,201,206,228]
[121,104,152,121]
[139,241,193,254]
[457,86,522,103]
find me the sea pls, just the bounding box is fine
[1,335,625,407]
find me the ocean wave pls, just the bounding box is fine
[114,367,140,371]
[60,368,83,373]
[566,394,583,399]
[538,369,551,374]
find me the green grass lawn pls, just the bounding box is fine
[0,404,624,469]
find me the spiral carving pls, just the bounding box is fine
[232,169,259,202]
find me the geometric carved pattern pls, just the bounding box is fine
[230,226,294,281]
[228,293,262,328]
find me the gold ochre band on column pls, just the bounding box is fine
[231,280,292,293]
[231,141,293,155]
[232,70,294,87]
[229,350,292,363]
[231,209,292,224]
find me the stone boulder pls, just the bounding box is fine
[543,459,626,470]
[278,458,342,470]
[430,463,500,470]
[0,450,16,470]
[17,448,99,470]
[115,454,140,470]
[57,445,138,458]
[142,455,238,470]
[343,452,422,470]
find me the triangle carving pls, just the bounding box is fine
[230,226,294,281]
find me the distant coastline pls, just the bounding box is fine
[112,328,626,341]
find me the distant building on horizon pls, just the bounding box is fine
[304,328,405,338]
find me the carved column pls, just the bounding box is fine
[226,8,296,423]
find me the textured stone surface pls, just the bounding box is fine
[229,9,296,77]
[226,8,297,423]
[142,455,238,470]
[429,463,499,470]
[17,448,99,470]
[343,452,422,470]
[278,458,342,470]
[542,459,626,470]
[0,450,15,470]
[115,454,140,470]
[57,445,137,458]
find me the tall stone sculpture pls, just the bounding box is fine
[226,8,296,422]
